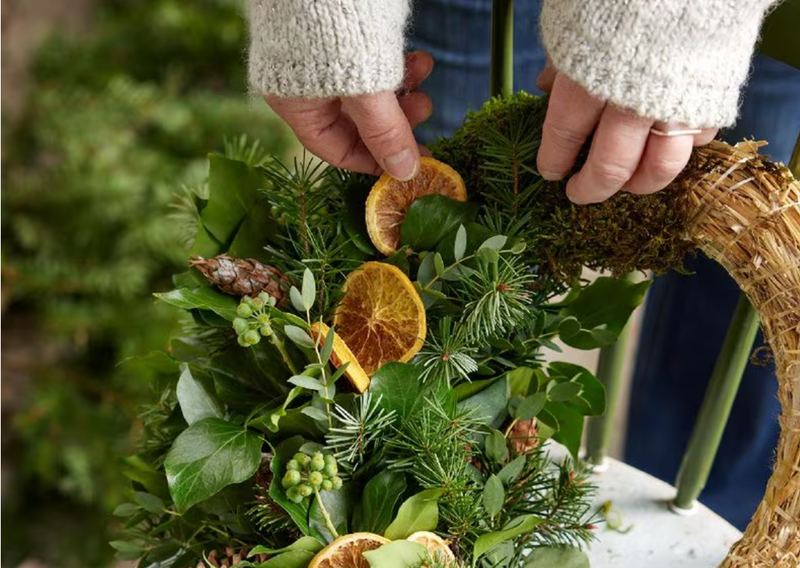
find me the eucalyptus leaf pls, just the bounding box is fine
[477,246,500,264]
[454,224,467,260]
[548,402,585,460]
[515,392,546,420]
[458,377,508,427]
[523,547,590,568]
[485,428,509,464]
[176,364,224,425]
[154,287,239,320]
[483,474,505,517]
[353,470,408,534]
[433,252,446,276]
[547,382,583,402]
[301,407,328,422]
[473,515,544,565]
[384,488,442,540]
[497,456,526,485]
[284,325,315,348]
[479,235,508,251]
[400,194,480,251]
[289,287,305,313]
[164,418,262,511]
[288,375,324,391]
[301,268,316,311]
[364,540,427,568]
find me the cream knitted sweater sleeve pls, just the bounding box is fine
[247,0,410,98]
[540,0,778,128]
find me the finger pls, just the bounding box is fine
[400,51,434,94]
[566,105,652,204]
[398,91,433,128]
[624,130,694,195]
[535,58,556,93]
[343,92,420,180]
[267,95,381,175]
[537,74,605,181]
[694,127,718,146]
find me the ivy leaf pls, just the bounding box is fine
[454,224,467,261]
[310,483,355,543]
[483,475,505,517]
[384,488,442,540]
[364,541,427,568]
[154,287,238,320]
[370,363,423,420]
[400,195,480,251]
[559,277,650,349]
[164,418,262,511]
[176,364,224,425]
[485,428,509,464]
[523,547,590,568]
[352,470,408,534]
[473,515,544,565]
[201,154,265,245]
[301,268,316,311]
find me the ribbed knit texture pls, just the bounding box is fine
[247,0,410,98]
[539,0,778,128]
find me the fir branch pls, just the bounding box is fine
[413,317,479,385]
[326,392,396,472]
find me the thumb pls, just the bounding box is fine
[342,92,420,181]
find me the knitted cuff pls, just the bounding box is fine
[540,0,777,128]
[248,0,410,98]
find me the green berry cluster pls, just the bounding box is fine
[233,292,277,347]
[281,451,342,503]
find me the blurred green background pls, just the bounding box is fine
[1,1,291,566]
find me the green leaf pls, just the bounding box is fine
[202,154,265,245]
[353,470,407,534]
[483,474,505,517]
[473,515,544,565]
[227,201,279,259]
[132,491,165,514]
[384,488,442,540]
[364,541,427,568]
[523,547,590,568]
[400,194,480,251]
[301,406,328,421]
[269,437,312,535]
[454,376,501,401]
[301,268,316,311]
[485,428,509,464]
[319,324,336,364]
[370,363,423,420]
[112,503,140,517]
[284,325,315,348]
[176,364,224,425]
[109,541,143,555]
[479,235,508,251]
[548,402,585,460]
[547,382,582,403]
[557,316,581,339]
[261,550,317,568]
[164,417,262,511]
[458,376,509,427]
[289,287,305,313]
[288,375,324,391]
[433,252,446,276]
[497,456,526,485]
[477,246,500,264]
[515,393,546,420]
[249,537,324,557]
[310,483,355,543]
[249,387,305,433]
[454,224,467,261]
[549,362,605,416]
[154,287,239,320]
[559,277,650,350]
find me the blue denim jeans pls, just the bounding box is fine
[410,0,800,530]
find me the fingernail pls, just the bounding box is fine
[384,149,418,181]
[539,169,564,181]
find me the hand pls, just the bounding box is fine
[265,51,434,181]
[535,62,718,204]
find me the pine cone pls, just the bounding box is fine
[199,547,267,567]
[190,255,289,302]
[507,418,539,455]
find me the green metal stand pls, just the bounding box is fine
[490,0,514,98]
[672,295,760,510]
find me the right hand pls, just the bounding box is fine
[265,51,434,181]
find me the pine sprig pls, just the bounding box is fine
[325,392,397,472]
[413,317,479,385]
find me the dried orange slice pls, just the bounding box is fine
[310,322,371,393]
[407,531,456,567]
[366,157,467,255]
[308,532,390,568]
[334,262,426,375]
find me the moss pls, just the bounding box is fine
[432,93,695,283]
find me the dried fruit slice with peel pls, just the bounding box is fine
[308,532,390,568]
[366,157,467,255]
[334,261,426,376]
[407,531,456,567]
[310,322,371,393]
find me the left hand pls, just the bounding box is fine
[535,61,718,204]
